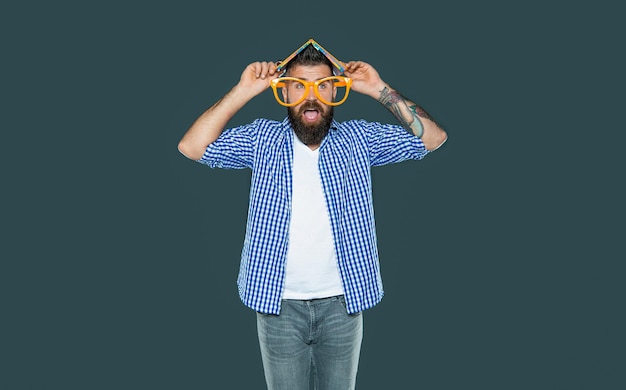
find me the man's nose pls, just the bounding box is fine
[305,85,317,101]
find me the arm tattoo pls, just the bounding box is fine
[378,87,432,137]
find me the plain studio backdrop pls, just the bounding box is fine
[2,1,624,389]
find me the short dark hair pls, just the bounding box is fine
[284,44,333,75]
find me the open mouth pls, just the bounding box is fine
[303,109,320,122]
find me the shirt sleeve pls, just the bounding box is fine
[360,120,429,166]
[197,122,258,169]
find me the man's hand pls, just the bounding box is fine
[236,61,281,99]
[342,61,388,99]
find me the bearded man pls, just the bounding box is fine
[178,40,447,390]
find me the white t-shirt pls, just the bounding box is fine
[282,135,344,299]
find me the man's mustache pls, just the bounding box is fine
[298,101,324,114]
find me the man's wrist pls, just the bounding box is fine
[371,82,391,100]
[224,83,260,109]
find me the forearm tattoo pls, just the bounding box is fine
[378,87,433,138]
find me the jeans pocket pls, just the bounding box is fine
[338,295,362,316]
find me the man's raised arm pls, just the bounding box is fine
[343,61,447,151]
[178,61,280,160]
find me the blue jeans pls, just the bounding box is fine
[256,295,363,390]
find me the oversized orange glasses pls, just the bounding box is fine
[270,76,352,107]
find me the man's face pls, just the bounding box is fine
[283,64,335,147]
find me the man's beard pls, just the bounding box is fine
[287,101,334,146]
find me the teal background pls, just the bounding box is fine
[2,1,624,389]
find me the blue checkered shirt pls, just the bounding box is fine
[198,117,429,314]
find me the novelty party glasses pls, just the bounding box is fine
[270,76,352,107]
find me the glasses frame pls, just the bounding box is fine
[270,76,353,107]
